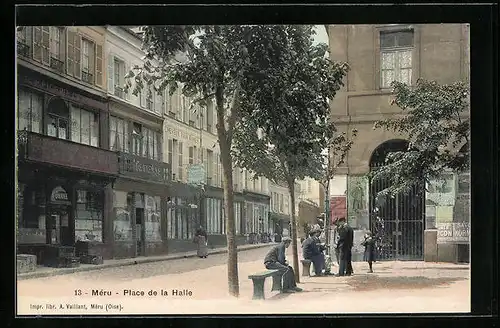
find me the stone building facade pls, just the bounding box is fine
[326,24,470,262]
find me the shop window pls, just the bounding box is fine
[380,30,414,88]
[20,187,46,229]
[145,195,162,241]
[17,89,43,133]
[113,191,132,241]
[167,197,194,240]
[70,106,99,147]
[110,116,129,153]
[75,189,103,242]
[206,198,223,235]
[47,97,70,140]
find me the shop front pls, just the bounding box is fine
[112,152,171,258]
[242,190,271,243]
[17,131,118,265]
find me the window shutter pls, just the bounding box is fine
[123,62,130,100]
[41,27,50,65]
[95,43,103,87]
[140,89,146,108]
[66,29,75,76]
[25,27,33,51]
[107,55,114,94]
[33,27,42,62]
[163,89,168,114]
[74,34,81,79]
[154,88,162,114]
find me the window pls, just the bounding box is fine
[206,150,214,185]
[178,141,184,180]
[206,198,223,234]
[110,57,126,98]
[188,146,194,164]
[17,89,43,133]
[167,197,194,240]
[113,191,132,241]
[47,99,70,140]
[146,86,154,112]
[66,29,81,79]
[140,127,162,160]
[70,106,99,147]
[33,26,50,65]
[75,189,103,242]
[131,123,142,156]
[172,139,178,180]
[81,38,95,84]
[167,139,173,165]
[279,194,284,213]
[206,103,213,133]
[145,195,161,241]
[380,30,414,88]
[109,116,129,152]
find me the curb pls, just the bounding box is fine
[17,243,276,281]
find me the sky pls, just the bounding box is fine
[313,25,329,45]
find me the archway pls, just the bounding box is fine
[47,97,70,140]
[369,139,425,261]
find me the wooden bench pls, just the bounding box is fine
[301,259,312,277]
[248,270,282,300]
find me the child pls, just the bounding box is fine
[361,231,376,273]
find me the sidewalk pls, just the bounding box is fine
[17,242,276,281]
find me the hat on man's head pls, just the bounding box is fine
[338,217,346,223]
[282,237,292,243]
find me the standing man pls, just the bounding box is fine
[264,237,303,293]
[336,217,354,276]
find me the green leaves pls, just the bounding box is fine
[372,79,470,197]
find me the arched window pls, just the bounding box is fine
[47,97,70,139]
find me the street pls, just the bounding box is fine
[17,245,470,314]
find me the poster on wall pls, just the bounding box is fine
[437,222,470,244]
[330,196,347,225]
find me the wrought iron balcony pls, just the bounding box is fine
[114,86,125,99]
[50,56,65,73]
[17,42,30,58]
[82,70,94,84]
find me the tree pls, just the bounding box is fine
[232,25,351,282]
[126,25,345,296]
[371,79,470,198]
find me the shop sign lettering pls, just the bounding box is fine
[119,153,171,183]
[437,222,470,244]
[50,186,69,202]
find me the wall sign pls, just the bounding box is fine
[50,186,69,203]
[437,222,470,244]
[18,74,107,111]
[118,152,171,183]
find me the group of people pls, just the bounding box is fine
[261,217,377,293]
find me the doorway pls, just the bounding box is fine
[135,208,145,256]
[46,205,73,246]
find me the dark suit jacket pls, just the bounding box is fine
[337,224,354,250]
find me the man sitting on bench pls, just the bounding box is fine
[264,237,303,293]
[302,227,327,276]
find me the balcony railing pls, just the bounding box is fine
[18,131,118,175]
[114,86,125,99]
[168,111,176,118]
[17,42,30,58]
[82,70,94,84]
[50,56,65,73]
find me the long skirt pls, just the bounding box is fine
[196,236,208,257]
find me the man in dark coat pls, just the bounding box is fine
[302,228,326,276]
[264,237,303,293]
[336,217,354,276]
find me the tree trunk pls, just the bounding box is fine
[215,86,239,297]
[220,143,239,297]
[287,180,300,283]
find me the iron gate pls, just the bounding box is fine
[369,140,425,261]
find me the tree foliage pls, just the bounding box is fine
[231,25,353,282]
[125,25,352,296]
[371,79,470,198]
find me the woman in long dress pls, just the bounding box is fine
[194,226,208,258]
[361,231,376,273]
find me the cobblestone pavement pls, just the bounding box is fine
[17,246,470,315]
